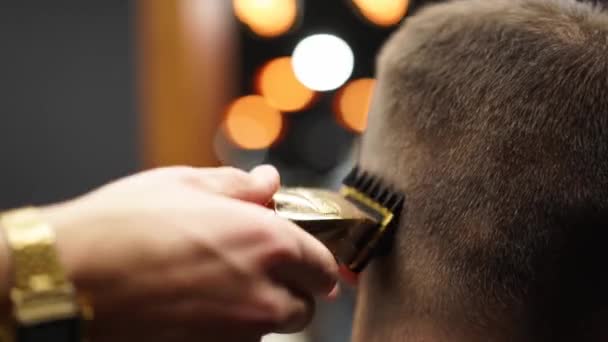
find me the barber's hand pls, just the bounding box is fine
[40,165,338,342]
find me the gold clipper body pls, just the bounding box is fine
[272,188,376,271]
[272,179,403,272]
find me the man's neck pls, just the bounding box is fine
[351,294,608,342]
[351,314,520,342]
[351,274,524,342]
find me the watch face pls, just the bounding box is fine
[16,318,81,342]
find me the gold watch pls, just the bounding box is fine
[0,207,87,342]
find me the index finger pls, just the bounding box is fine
[187,165,280,205]
[266,215,339,297]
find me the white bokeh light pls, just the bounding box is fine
[291,34,354,91]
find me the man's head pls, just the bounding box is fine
[355,0,608,341]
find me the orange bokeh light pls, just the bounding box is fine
[233,0,298,38]
[224,95,284,149]
[352,0,409,27]
[334,78,376,133]
[256,57,316,112]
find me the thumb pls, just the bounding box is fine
[247,164,281,203]
[222,164,280,204]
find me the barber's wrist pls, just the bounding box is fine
[0,206,90,341]
[0,219,12,309]
[37,200,101,299]
[0,204,83,298]
[37,203,81,283]
[0,224,12,341]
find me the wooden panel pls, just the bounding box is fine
[137,0,237,168]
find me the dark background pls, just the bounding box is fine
[0,1,137,208]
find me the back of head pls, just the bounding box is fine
[354,1,608,341]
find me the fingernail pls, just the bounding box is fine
[325,283,341,301]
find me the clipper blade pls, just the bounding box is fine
[342,166,404,214]
[271,166,404,273]
[340,166,404,272]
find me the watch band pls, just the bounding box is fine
[1,207,84,342]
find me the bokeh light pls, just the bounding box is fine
[213,129,269,170]
[233,0,298,38]
[352,0,409,27]
[334,78,376,133]
[223,95,284,149]
[256,57,316,112]
[292,34,354,91]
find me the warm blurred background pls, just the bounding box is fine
[0,0,434,341]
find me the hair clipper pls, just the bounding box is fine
[270,167,404,273]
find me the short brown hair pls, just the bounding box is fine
[356,1,608,341]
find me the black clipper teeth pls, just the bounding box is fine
[343,166,405,213]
